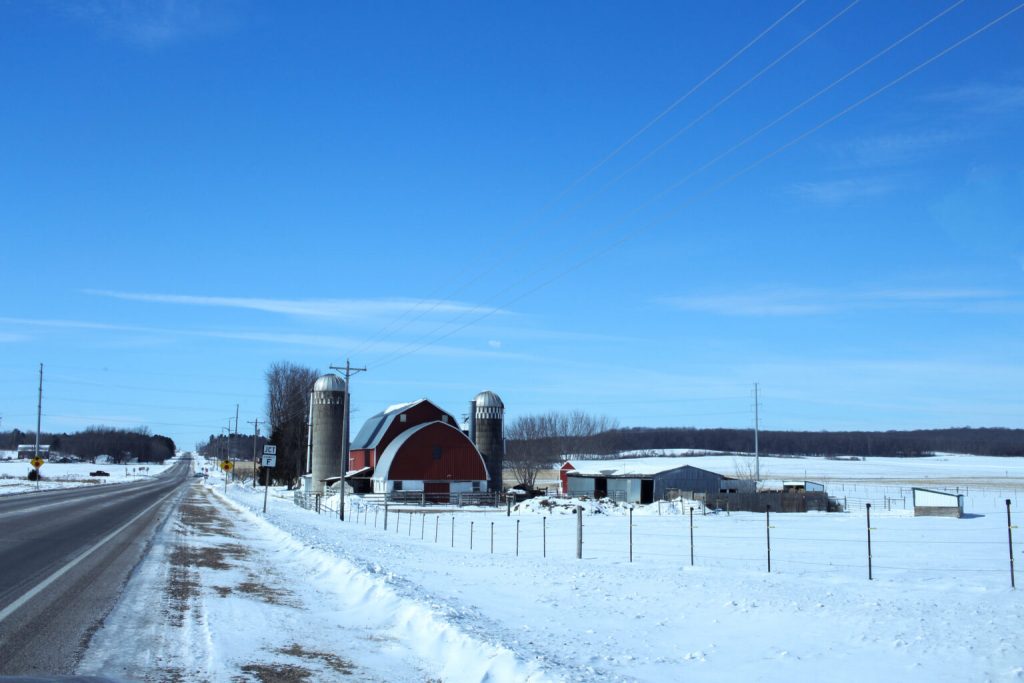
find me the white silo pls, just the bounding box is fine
[310,374,346,495]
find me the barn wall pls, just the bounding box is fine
[913,489,960,508]
[386,422,487,482]
[567,476,595,497]
[654,466,722,500]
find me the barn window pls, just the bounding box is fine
[472,481,481,492]
[393,480,403,491]
[432,446,442,460]
[400,414,407,423]
[441,415,449,423]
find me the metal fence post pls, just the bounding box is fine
[543,516,547,558]
[516,519,520,557]
[396,510,401,534]
[421,514,425,540]
[470,520,475,550]
[689,506,694,567]
[451,516,455,547]
[629,506,633,563]
[1007,499,1016,589]
[576,505,583,559]
[490,522,494,554]
[866,502,873,580]
[384,502,389,531]
[766,504,772,573]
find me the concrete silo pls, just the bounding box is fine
[471,390,504,493]
[310,374,346,495]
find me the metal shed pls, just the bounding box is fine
[565,463,734,504]
[912,487,964,518]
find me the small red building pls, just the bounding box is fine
[559,461,575,494]
[348,399,490,500]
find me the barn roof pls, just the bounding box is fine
[350,399,432,451]
[371,420,489,483]
[565,459,724,479]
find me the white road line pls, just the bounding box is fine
[0,485,182,625]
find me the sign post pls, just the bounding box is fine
[220,460,233,493]
[31,456,43,489]
[261,445,277,514]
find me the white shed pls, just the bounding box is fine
[912,487,964,518]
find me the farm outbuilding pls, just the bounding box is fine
[912,487,964,518]
[564,461,747,504]
[347,398,490,502]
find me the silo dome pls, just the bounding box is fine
[314,374,346,393]
[474,390,503,408]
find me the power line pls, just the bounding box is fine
[343,1,810,360]
[366,0,1013,371]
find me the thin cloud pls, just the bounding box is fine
[56,0,242,48]
[925,81,1024,114]
[661,287,1019,317]
[84,290,506,320]
[789,177,896,204]
[0,316,532,361]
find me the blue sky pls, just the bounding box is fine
[1,1,1022,449]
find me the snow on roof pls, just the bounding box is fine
[565,457,712,477]
[384,401,418,414]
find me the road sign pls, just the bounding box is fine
[220,461,233,472]
[263,445,277,456]
[261,454,277,468]
[30,457,44,468]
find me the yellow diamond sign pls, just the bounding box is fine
[30,457,44,469]
[220,461,233,472]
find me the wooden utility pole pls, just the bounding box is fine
[330,359,366,522]
[248,418,260,488]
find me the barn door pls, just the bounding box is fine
[425,481,449,504]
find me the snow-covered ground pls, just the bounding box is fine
[0,458,175,495]
[83,453,1024,681]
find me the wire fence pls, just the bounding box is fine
[286,491,1022,590]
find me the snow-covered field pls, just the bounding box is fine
[0,457,174,495]
[112,452,1024,682]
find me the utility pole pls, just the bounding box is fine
[234,404,239,435]
[329,359,366,522]
[753,382,760,483]
[248,418,260,488]
[35,363,43,460]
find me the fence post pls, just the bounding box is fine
[451,516,455,548]
[396,510,401,534]
[408,511,413,536]
[421,514,425,540]
[507,495,512,517]
[435,515,439,543]
[689,506,694,567]
[629,506,633,563]
[576,505,583,559]
[543,516,547,558]
[491,522,494,554]
[1007,499,1016,589]
[766,504,772,573]
[516,519,520,557]
[375,506,379,528]
[384,502,389,531]
[866,503,873,581]
[470,520,475,550]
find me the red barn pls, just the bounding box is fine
[559,461,575,493]
[348,399,490,500]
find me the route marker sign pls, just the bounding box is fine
[261,453,277,468]
[263,445,277,455]
[30,457,44,469]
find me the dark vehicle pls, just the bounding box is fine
[89,470,110,477]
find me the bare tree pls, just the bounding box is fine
[265,361,319,487]
[505,411,619,489]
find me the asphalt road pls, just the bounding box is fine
[0,459,191,677]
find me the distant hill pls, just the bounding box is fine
[0,427,176,463]
[558,426,1024,458]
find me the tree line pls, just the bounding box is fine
[0,426,176,463]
